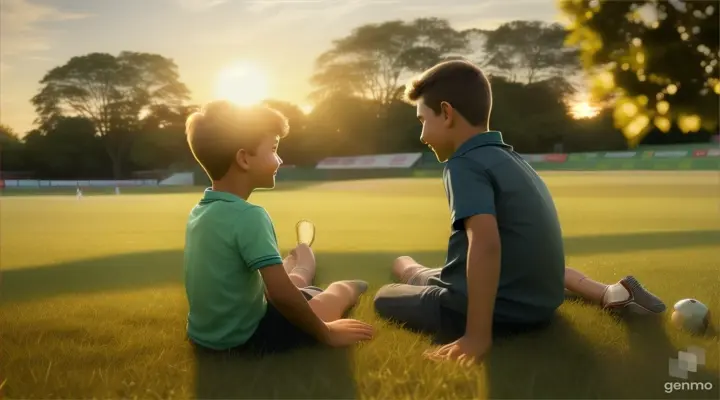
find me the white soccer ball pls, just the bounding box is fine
[671,299,710,333]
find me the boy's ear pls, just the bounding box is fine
[440,101,454,128]
[235,148,251,171]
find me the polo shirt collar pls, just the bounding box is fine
[451,131,510,159]
[199,188,245,205]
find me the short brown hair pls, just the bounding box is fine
[404,60,492,127]
[186,100,289,180]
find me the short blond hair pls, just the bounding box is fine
[186,100,289,180]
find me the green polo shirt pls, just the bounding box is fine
[184,189,283,350]
[437,131,565,324]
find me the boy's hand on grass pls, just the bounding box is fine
[323,319,374,347]
[424,335,491,366]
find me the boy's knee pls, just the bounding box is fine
[292,243,313,256]
[295,243,312,252]
[392,256,418,279]
[373,284,400,319]
[392,256,414,269]
[373,284,445,334]
[291,243,315,263]
[374,284,423,320]
[288,273,310,288]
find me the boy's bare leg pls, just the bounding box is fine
[564,267,666,313]
[565,267,607,303]
[392,256,426,283]
[286,244,316,288]
[308,280,369,322]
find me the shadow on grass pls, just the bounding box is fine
[484,315,611,399]
[2,229,719,399]
[3,229,719,304]
[0,250,186,303]
[193,346,357,399]
[618,316,719,400]
[563,230,720,256]
[484,312,720,399]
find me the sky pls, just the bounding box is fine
[0,0,561,135]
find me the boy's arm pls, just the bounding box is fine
[238,207,330,343]
[426,157,497,362]
[259,265,330,342]
[464,214,501,343]
[444,158,498,342]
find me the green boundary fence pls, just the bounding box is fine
[513,158,719,171]
[192,144,719,184]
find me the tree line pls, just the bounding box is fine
[1,7,717,180]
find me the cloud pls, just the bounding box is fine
[187,0,557,52]
[188,0,402,46]
[241,0,555,31]
[176,0,229,11]
[0,0,91,69]
[0,62,10,76]
[245,0,324,13]
[243,0,401,18]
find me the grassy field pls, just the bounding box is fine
[1,171,719,399]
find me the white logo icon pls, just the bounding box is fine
[669,346,705,379]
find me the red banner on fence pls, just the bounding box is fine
[544,153,569,163]
[316,153,422,169]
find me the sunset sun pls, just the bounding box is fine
[215,62,269,106]
[569,100,601,120]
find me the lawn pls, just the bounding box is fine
[1,171,719,399]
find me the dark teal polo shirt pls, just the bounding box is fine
[436,131,565,324]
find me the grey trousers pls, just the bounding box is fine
[373,267,551,344]
[373,268,467,343]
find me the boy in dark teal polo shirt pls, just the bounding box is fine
[184,100,373,354]
[373,60,665,364]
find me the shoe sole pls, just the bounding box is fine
[296,219,316,247]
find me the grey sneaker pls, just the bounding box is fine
[604,276,666,314]
[345,280,369,294]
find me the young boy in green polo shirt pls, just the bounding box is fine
[184,100,373,354]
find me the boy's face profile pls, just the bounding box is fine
[236,135,283,189]
[417,98,454,162]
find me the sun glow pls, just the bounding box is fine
[569,99,601,119]
[215,62,269,106]
[300,104,314,115]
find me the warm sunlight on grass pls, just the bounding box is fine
[569,100,601,120]
[2,174,719,399]
[215,62,269,106]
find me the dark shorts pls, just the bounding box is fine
[193,286,324,356]
[373,268,549,344]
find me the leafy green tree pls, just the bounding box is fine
[560,0,719,144]
[483,20,579,83]
[0,124,27,172]
[304,93,384,158]
[23,117,107,179]
[130,105,198,171]
[32,52,191,178]
[311,18,469,105]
